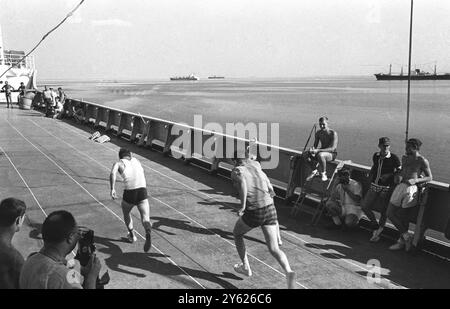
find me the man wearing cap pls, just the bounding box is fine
[387,138,432,251]
[362,137,401,242]
[325,168,363,229]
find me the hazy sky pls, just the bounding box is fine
[1,0,449,80]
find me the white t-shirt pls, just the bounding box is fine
[332,179,363,218]
[120,157,146,190]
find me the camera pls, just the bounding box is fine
[75,227,95,267]
[75,227,109,288]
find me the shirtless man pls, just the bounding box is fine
[305,116,338,181]
[387,138,432,251]
[231,152,295,289]
[110,148,152,252]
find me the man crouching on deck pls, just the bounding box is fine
[231,151,296,289]
[110,148,152,252]
[387,138,432,251]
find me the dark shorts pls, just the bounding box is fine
[123,188,148,205]
[242,204,278,228]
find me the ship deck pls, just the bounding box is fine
[1,107,449,289]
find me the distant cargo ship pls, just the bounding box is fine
[170,74,199,81]
[208,76,225,79]
[375,64,450,80]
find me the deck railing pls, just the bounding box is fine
[62,97,450,246]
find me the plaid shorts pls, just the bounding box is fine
[242,204,278,228]
[370,183,391,193]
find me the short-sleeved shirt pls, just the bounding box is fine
[231,160,273,210]
[370,152,401,187]
[0,244,25,289]
[20,252,83,289]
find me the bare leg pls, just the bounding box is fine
[136,199,152,233]
[261,224,295,289]
[121,200,134,231]
[276,222,282,245]
[137,198,152,252]
[233,217,253,273]
[326,200,343,225]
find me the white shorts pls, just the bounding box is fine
[389,183,418,208]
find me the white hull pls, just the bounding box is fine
[0,65,36,103]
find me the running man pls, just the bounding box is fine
[305,116,338,182]
[387,138,432,251]
[231,152,295,289]
[110,148,152,252]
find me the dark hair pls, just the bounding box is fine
[337,168,350,177]
[119,148,131,159]
[42,211,77,244]
[319,116,329,122]
[0,198,26,227]
[406,138,422,150]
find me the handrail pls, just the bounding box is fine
[68,97,450,191]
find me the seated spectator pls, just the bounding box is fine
[325,168,363,229]
[362,137,401,242]
[17,82,26,104]
[20,210,102,289]
[305,116,338,182]
[387,138,432,251]
[73,105,85,123]
[0,198,27,289]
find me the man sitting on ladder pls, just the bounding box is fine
[305,116,338,182]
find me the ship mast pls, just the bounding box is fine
[405,0,413,142]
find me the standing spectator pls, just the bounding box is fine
[362,137,401,242]
[20,210,102,289]
[43,86,53,114]
[55,87,67,119]
[56,87,66,105]
[387,138,432,251]
[1,81,15,108]
[325,168,363,229]
[0,198,27,289]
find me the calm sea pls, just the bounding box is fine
[40,77,450,183]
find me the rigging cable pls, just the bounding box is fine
[0,0,85,80]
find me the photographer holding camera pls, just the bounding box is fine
[325,168,362,230]
[20,210,102,289]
